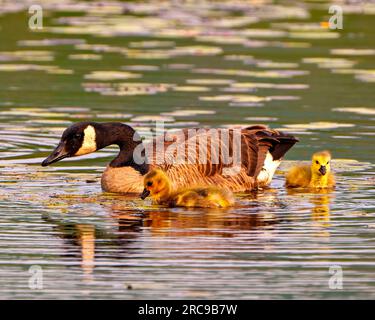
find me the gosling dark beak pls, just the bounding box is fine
[41,141,69,166]
[319,165,327,176]
[140,189,150,200]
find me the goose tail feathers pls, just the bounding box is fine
[244,125,299,186]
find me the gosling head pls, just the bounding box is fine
[311,151,331,177]
[140,169,171,200]
[42,122,99,166]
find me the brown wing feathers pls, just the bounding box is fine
[149,125,298,180]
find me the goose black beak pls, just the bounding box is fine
[41,141,69,166]
[140,189,150,200]
[319,165,327,176]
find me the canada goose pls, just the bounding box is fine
[141,169,234,208]
[285,151,335,189]
[41,122,298,193]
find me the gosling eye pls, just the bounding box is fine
[315,160,319,165]
[327,161,330,165]
[147,181,153,187]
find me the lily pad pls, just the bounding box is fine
[84,71,142,81]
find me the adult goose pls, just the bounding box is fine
[41,122,298,193]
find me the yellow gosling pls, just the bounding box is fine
[286,151,335,189]
[141,169,234,208]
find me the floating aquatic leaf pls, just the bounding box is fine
[220,87,257,93]
[154,28,200,38]
[75,43,126,53]
[331,49,375,56]
[332,69,375,82]
[355,73,375,83]
[289,32,340,39]
[186,79,235,86]
[242,40,311,48]
[245,117,278,121]
[229,102,264,107]
[332,135,358,139]
[84,71,141,81]
[172,46,223,56]
[124,45,222,59]
[195,35,248,45]
[165,64,195,70]
[95,113,132,119]
[18,39,86,46]
[161,110,215,117]
[131,115,175,122]
[268,95,300,101]
[284,122,355,130]
[255,61,299,69]
[82,82,173,96]
[122,65,159,71]
[207,16,259,28]
[68,54,102,60]
[193,68,308,78]
[242,39,269,48]
[303,57,356,69]
[129,41,175,48]
[333,107,375,115]
[0,64,73,74]
[173,86,211,92]
[272,22,327,31]
[125,49,171,59]
[332,69,375,75]
[0,109,69,118]
[26,119,73,125]
[200,95,271,103]
[273,41,311,48]
[231,82,308,90]
[0,50,54,62]
[49,107,90,113]
[242,29,287,38]
[224,55,254,62]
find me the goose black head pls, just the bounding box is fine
[42,122,99,166]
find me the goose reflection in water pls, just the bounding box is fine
[41,211,142,282]
[76,224,95,281]
[41,189,286,276]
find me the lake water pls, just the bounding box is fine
[0,0,374,299]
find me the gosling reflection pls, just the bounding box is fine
[311,193,330,225]
[287,188,333,237]
[139,191,281,238]
[311,189,335,238]
[142,209,277,237]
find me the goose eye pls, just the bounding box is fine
[74,133,83,139]
[147,181,153,187]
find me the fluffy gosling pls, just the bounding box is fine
[140,169,234,208]
[286,151,335,189]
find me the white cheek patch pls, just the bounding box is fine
[75,125,97,156]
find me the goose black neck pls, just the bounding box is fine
[95,122,149,174]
